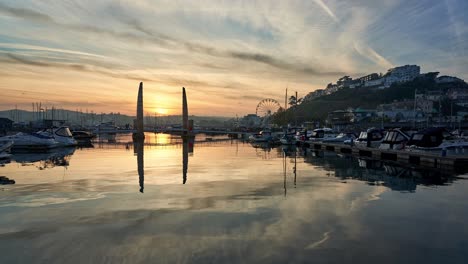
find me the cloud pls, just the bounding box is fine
[0,2,344,78]
[353,42,394,69]
[313,0,339,23]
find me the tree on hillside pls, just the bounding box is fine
[289,96,302,107]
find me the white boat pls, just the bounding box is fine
[37,127,77,147]
[406,127,468,154]
[322,132,357,144]
[305,128,338,144]
[0,132,58,151]
[354,128,386,148]
[379,129,411,150]
[249,130,274,142]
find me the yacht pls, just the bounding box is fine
[379,129,411,150]
[304,128,337,144]
[37,127,77,147]
[249,130,274,143]
[322,132,357,144]
[406,127,468,154]
[354,128,386,148]
[72,130,96,142]
[0,132,58,151]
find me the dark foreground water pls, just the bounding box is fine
[1,133,467,263]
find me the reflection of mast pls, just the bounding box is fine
[294,149,297,187]
[183,137,188,184]
[182,137,194,184]
[134,139,144,193]
[283,151,287,196]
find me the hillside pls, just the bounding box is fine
[273,76,467,125]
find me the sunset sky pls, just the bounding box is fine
[0,0,467,116]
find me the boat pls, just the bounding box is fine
[249,130,274,142]
[322,132,357,144]
[379,129,411,150]
[406,127,468,154]
[37,127,77,147]
[72,130,96,142]
[280,133,297,145]
[304,128,338,144]
[0,139,14,153]
[0,132,58,151]
[354,128,386,148]
[94,122,119,134]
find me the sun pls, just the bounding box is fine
[155,108,169,115]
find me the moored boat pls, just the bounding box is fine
[406,127,468,154]
[322,132,357,145]
[379,129,411,150]
[249,130,274,143]
[0,132,58,152]
[354,128,386,148]
[37,127,77,147]
[304,128,337,144]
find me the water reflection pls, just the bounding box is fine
[282,146,298,196]
[133,139,144,193]
[304,150,457,192]
[11,147,75,170]
[182,137,194,184]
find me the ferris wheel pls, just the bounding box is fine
[256,98,281,117]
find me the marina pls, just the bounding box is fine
[1,133,468,263]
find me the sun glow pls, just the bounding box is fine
[155,108,169,115]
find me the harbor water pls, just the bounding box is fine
[1,133,467,263]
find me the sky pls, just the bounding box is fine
[0,0,467,117]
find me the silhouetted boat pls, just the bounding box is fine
[406,127,468,153]
[72,131,96,142]
[379,129,411,150]
[37,127,77,147]
[355,128,386,148]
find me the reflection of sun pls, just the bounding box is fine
[155,108,168,115]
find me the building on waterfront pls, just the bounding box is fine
[383,65,421,87]
[436,75,465,84]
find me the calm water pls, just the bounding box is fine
[1,133,467,263]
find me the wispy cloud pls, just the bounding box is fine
[0,0,466,115]
[353,42,394,70]
[313,0,339,23]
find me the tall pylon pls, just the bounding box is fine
[133,82,145,140]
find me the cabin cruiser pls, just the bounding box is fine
[406,127,468,153]
[249,130,274,143]
[322,132,357,144]
[379,129,411,150]
[0,132,58,151]
[72,131,96,142]
[354,128,386,148]
[304,128,337,144]
[37,127,77,147]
